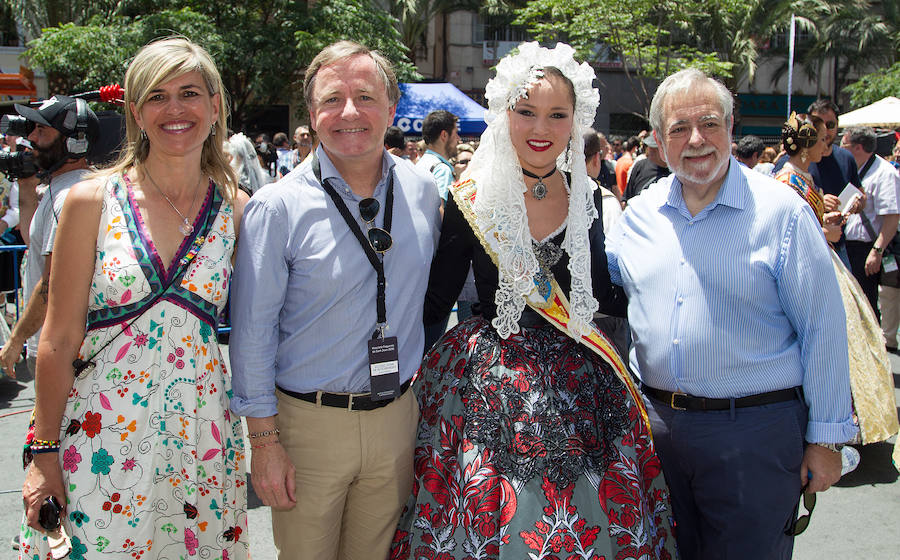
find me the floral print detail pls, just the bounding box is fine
[62,446,82,473]
[19,176,247,559]
[392,318,677,559]
[82,411,102,438]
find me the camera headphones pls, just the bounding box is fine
[65,98,91,157]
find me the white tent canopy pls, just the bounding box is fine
[838,97,900,129]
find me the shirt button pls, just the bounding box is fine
[680,259,685,265]
[673,338,680,345]
[677,297,684,304]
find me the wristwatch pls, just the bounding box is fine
[816,443,845,453]
[873,246,884,254]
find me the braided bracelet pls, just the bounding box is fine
[251,441,281,450]
[31,446,61,455]
[248,429,280,439]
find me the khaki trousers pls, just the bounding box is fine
[880,284,900,347]
[272,388,418,560]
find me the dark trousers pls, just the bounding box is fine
[846,239,881,320]
[645,394,807,560]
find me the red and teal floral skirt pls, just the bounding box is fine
[391,318,677,560]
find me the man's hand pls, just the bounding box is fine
[865,248,882,275]
[823,194,841,213]
[250,443,297,510]
[850,193,867,214]
[0,335,24,378]
[800,444,842,493]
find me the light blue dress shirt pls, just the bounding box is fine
[607,158,857,444]
[229,147,441,418]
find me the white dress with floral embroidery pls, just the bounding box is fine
[19,175,247,560]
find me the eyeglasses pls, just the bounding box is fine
[824,121,838,130]
[358,198,392,253]
[457,158,471,166]
[784,485,816,536]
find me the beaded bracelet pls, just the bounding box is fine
[31,438,61,447]
[250,441,281,450]
[248,429,280,439]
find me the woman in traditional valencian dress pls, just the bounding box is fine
[20,38,248,559]
[775,113,898,469]
[392,42,677,560]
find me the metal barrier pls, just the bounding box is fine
[0,244,26,322]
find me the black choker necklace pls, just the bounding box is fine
[522,166,556,200]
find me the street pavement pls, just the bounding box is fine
[0,349,897,559]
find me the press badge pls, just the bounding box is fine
[884,254,898,274]
[368,336,400,401]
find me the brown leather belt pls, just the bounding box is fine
[277,379,412,411]
[642,384,801,411]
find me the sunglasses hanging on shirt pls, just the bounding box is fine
[358,197,392,253]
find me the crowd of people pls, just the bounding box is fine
[0,34,899,560]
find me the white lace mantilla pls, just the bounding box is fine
[466,42,600,339]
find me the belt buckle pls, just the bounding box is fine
[670,391,688,410]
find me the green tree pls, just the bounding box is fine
[514,0,733,117]
[845,61,900,108]
[19,0,417,128]
[789,0,896,101]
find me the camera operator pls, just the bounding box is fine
[0,95,100,379]
[0,136,39,246]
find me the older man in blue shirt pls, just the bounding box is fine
[230,41,440,560]
[606,68,856,559]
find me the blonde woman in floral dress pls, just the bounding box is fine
[20,38,248,559]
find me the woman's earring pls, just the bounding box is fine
[210,123,217,137]
[140,129,148,141]
[800,148,808,163]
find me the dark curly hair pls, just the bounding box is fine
[782,113,823,157]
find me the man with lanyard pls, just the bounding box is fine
[230,41,441,559]
[841,125,900,320]
[0,95,99,379]
[607,69,855,559]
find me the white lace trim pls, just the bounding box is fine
[467,42,600,339]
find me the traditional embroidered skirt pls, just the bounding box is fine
[391,317,677,559]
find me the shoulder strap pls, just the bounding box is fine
[857,155,879,241]
[859,154,876,181]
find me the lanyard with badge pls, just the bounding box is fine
[312,154,401,400]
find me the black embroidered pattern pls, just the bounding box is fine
[459,323,631,487]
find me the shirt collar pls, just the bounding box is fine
[663,156,748,216]
[424,149,451,166]
[315,145,395,197]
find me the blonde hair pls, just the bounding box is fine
[103,37,237,200]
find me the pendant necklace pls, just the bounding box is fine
[522,166,557,200]
[143,168,202,236]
